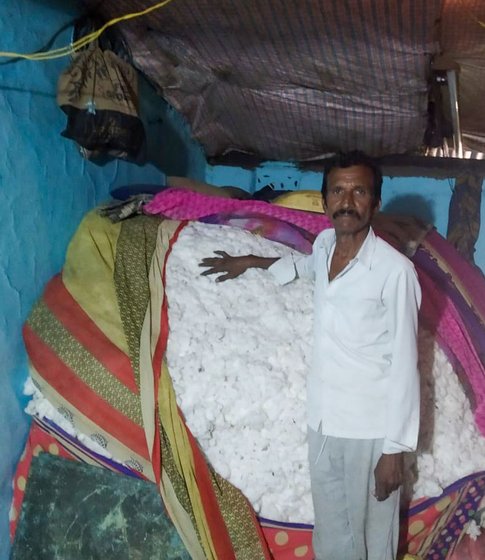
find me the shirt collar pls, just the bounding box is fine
[355,227,377,270]
[321,226,377,270]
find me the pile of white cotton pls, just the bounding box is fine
[165,222,485,524]
[413,329,485,498]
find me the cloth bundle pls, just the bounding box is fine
[57,42,145,160]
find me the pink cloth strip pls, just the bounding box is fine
[144,188,331,233]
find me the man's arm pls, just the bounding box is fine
[199,251,279,282]
[374,263,422,501]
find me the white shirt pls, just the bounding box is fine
[269,227,421,454]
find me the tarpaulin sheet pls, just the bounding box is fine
[83,0,442,160]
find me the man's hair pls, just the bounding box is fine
[321,151,383,206]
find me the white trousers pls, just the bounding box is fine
[308,428,400,560]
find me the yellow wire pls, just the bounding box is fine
[0,0,175,61]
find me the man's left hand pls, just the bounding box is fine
[374,452,403,501]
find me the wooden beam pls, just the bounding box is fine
[208,153,485,180]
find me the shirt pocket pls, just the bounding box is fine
[329,295,388,350]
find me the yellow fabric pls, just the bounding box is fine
[62,211,128,354]
[160,470,207,560]
[272,190,325,213]
[158,361,218,560]
[139,221,177,474]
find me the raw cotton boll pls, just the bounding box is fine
[414,329,485,498]
[166,222,312,522]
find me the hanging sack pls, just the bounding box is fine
[57,41,146,161]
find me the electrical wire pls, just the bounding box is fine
[0,0,175,61]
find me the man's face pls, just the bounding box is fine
[323,165,381,235]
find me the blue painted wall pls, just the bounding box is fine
[0,1,205,557]
[207,163,484,272]
[0,2,483,558]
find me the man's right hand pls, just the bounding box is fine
[199,251,278,282]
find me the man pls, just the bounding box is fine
[199,151,421,560]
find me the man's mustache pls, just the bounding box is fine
[332,208,361,220]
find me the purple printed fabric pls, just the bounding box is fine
[200,211,316,254]
[422,230,485,324]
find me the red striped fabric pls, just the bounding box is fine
[149,222,187,485]
[44,274,138,394]
[186,428,238,560]
[23,325,149,460]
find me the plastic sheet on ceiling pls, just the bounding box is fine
[84,0,443,160]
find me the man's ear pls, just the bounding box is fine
[374,199,382,213]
